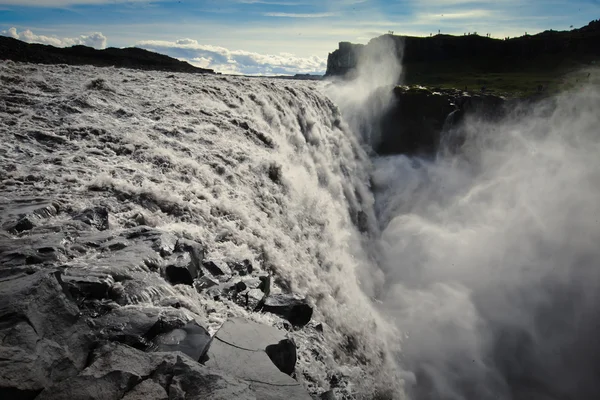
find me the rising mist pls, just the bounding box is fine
[326,36,600,400]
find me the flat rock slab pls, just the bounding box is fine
[205,318,312,400]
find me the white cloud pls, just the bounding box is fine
[1,27,107,49]
[136,39,326,75]
[264,12,335,17]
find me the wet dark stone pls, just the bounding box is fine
[8,217,35,233]
[174,239,204,272]
[230,259,252,276]
[320,390,337,400]
[73,207,109,231]
[195,276,219,290]
[204,318,311,399]
[165,253,198,286]
[262,294,313,327]
[202,260,231,277]
[151,321,212,362]
[265,338,297,375]
[62,270,115,301]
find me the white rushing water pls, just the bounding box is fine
[2,56,600,400]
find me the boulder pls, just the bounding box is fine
[0,198,60,234]
[204,318,311,400]
[164,238,204,286]
[121,380,168,400]
[151,321,212,362]
[0,272,92,397]
[230,259,253,275]
[202,260,232,277]
[73,206,109,231]
[36,342,255,400]
[262,294,313,327]
[165,252,198,286]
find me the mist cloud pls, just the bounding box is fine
[1,27,107,49]
[371,72,600,399]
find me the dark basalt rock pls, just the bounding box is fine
[230,259,253,276]
[73,206,109,231]
[164,238,205,286]
[262,294,314,327]
[165,253,198,286]
[377,86,507,156]
[0,198,61,234]
[202,260,231,277]
[265,338,297,375]
[36,342,254,400]
[150,320,212,362]
[204,318,311,399]
[0,271,93,397]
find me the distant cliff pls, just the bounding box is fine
[326,20,600,80]
[0,36,214,74]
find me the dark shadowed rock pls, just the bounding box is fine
[0,271,92,397]
[121,380,168,400]
[262,294,313,327]
[63,269,116,301]
[265,338,297,375]
[204,318,311,399]
[37,342,255,400]
[230,259,253,275]
[151,320,211,362]
[0,198,60,234]
[320,389,337,400]
[73,206,109,231]
[165,253,198,285]
[202,260,232,277]
[163,238,204,286]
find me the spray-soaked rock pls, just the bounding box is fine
[262,294,313,327]
[229,259,253,275]
[163,238,205,286]
[0,271,92,398]
[1,198,61,234]
[204,318,311,399]
[150,320,211,362]
[202,260,231,278]
[73,206,109,231]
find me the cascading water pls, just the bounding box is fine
[0,60,401,398]
[2,50,600,400]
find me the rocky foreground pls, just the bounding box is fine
[0,201,318,399]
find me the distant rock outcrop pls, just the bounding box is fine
[377,86,508,156]
[0,36,214,74]
[326,20,600,78]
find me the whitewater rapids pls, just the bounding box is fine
[0,61,399,398]
[2,59,600,400]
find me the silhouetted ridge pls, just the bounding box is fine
[326,20,600,78]
[0,36,214,74]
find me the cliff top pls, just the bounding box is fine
[0,36,214,74]
[327,20,600,96]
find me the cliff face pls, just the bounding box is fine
[0,36,214,74]
[326,20,600,78]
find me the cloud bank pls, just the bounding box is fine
[136,38,327,75]
[1,27,107,49]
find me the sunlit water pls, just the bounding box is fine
[2,58,600,399]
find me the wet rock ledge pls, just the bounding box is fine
[0,198,316,399]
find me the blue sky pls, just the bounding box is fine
[1,0,598,74]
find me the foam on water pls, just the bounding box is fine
[0,60,400,398]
